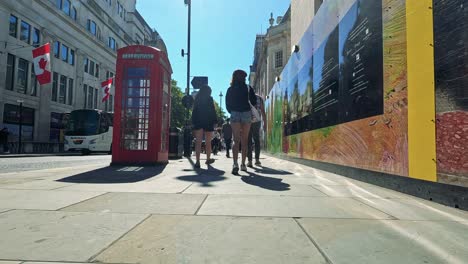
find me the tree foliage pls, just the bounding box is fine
[214,101,228,126]
[170,80,187,128]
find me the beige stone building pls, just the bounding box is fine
[249,7,291,99]
[0,0,166,152]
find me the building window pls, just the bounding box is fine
[17,58,29,94]
[59,75,67,104]
[61,44,69,62]
[84,58,89,73]
[87,19,97,36]
[9,15,18,38]
[3,104,35,141]
[117,2,123,17]
[53,41,60,58]
[275,50,283,68]
[71,7,77,20]
[109,95,114,112]
[94,88,98,109]
[95,64,99,78]
[68,78,74,105]
[30,66,38,96]
[56,0,62,9]
[20,21,31,43]
[62,0,71,16]
[32,28,40,46]
[108,37,116,51]
[88,86,94,109]
[52,72,59,102]
[50,112,66,142]
[89,60,95,76]
[6,54,15,91]
[83,84,88,108]
[69,49,75,65]
[97,27,102,41]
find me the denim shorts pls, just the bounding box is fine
[230,111,252,124]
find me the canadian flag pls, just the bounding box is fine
[32,43,51,85]
[101,78,113,102]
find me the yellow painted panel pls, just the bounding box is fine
[406,0,437,181]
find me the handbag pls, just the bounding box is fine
[247,85,261,123]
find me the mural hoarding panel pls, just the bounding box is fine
[267,0,409,176]
[266,0,467,186]
[433,0,468,186]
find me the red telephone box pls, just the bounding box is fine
[111,45,172,165]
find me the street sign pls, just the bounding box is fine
[191,76,208,90]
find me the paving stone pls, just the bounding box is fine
[313,184,408,198]
[0,180,74,190]
[24,263,88,264]
[24,263,89,264]
[95,215,327,264]
[198,195,393,219]
[184,181,327,196]
[0,210,147,262]
[0,190,105,210]
[356,197,468,221]
[57,178,192,194]
[298,218,468,264]
[62,192,206,215]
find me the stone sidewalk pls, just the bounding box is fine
[0,154,467,264]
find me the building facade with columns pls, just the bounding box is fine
[0,0,166,151]
[250,7,291,99]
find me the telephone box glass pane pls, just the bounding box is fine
[121,67,150,151]
[161,72,169,151]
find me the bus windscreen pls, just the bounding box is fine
[65,110,100,136]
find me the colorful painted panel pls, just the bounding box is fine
[266,0,408,176]
[433,0,468,186]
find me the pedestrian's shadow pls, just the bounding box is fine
[176,158,226,187]
[254,166,293,176]
[57,164,167,184]
[241,172,290,192]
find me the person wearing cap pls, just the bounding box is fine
[225,69,257,174]
[192,84,218,168]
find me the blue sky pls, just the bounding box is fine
[136,0,291,111]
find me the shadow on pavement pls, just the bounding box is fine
[254,166,293,176]
[176,157,226,187]
[242,172,291,191]
[57,164,167,184]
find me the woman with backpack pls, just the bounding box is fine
[225,70,257,174]
[192,84,218,168]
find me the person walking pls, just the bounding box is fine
[192,85,218,168]
[226,69,257,174]
[247,94,267,167]
[222,118,233,158]
[0,128,10,154]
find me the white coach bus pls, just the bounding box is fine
[64,109,113,155]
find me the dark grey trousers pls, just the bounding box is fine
[247,122,261,162]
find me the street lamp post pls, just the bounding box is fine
[183,0,192,157]
[17,99,24,154]
[219,92,223,108]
